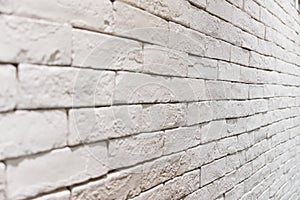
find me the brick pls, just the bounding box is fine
[0,110,67,159]
[0,15,71,65]
[113,1,169,45]
[218,61,241,82]
[188,0,206,8]
[122,0,191,26]
[216,136,239,155]
[143,45,189,77]
[33,191,70,200]
[184,142,221,169]
[207,0,234,22]
[72,29,143,70]
[205,38,231,61]
[132,170,200,200]
[6,143,108,199]
[114,72,206,104]
[187,102,214,125]
[244,0,260,20]
[188,56,218,79]
[190,7,221,38]
[168,22,206,56]
[0,163,5,200]
[0,65,16,112]
[230,82,249,99]
[200,120,227,143]
[227,0,243,8]
[249,85,264,99]
[18,64,115,108]
[0,0,113,32]
[164,126,201,155]
[206,80,232,100]
[141,152,188,190]
[225,183,245,200]
[108,132,164,169]
[240,66,258,83]
[230,46,250,66]
[129,185,163,200]
[241,31,258,50]
[71,166,142,200]
[68,103,186,145]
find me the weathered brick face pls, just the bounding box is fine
[0,0,300,199]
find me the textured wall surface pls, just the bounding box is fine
[0,0,300,199]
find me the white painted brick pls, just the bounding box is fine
[108,132,164,169]
[0,15,71,65]
[113,1,169,45]
[6,143,108,200]
[230,45,250,66]
[205,38,231,61]
[227,0,243,8]
[249,85,264,99]
[190,7,221,38]
[206,81,232,100]
[141,152,188,190]
[188,0,206,8]
[0,110,67,159]
[18,64,115,108]
[164,126,201,155]
[114,72,206,104]
[201,157,229,186]
[226,151,246,170]
[132,169,200,200]
[188,56,218,79]
[168,22,206,56]
[0,65,16,112]
[129,184,163,200]
[187,102,213,125]
[71,166,142,200]
[230,82,249,99]
[72,29,143,70]
[122,0,192,26]
[200,120,227,143]
[68,103,186,145]
[241,31,258,50]
[184,142,224,169]
[218,61,241,82]
[32,191,70,200]
[225,183,245,200]
[240,66,258,83]
[0,0,113,32]
[143,45,189,77]
[244,0,260,20]
[216,136,239,155]
[0,163,5,200]
[207,0,234,22]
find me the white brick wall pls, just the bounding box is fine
[0,0,300,199]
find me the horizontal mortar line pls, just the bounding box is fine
[118,1,300,68]
[187,52,300,79]
[10,98,300,116]
[1,5,299,72]
[72,8,300,72]
[20,60,300,84]
[273,0,300,27]
[2,105,298,167]
[185,127,300,199]
[223,0,299,46]
[252,0,300,39]
[7,119,300,200]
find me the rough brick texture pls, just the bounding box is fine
[0,0,300,199]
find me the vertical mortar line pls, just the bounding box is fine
[66,108,70,147]
[3,161,7,200]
